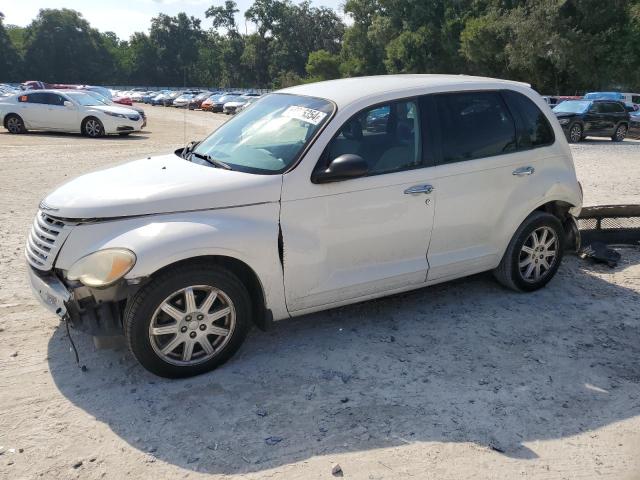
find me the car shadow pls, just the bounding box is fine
[46,254,640,474]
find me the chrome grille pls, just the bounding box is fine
[25,211,74,271]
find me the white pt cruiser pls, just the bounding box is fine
[27,75,582,377]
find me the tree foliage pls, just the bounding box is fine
[1,1,639,93]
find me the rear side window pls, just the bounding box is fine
[20,92,48,104]
[502,90,554,149]
[433,91,516,164]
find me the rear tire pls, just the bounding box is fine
[124,264,252,378]
[5,114,26,134]
[82,117,105,137]
[612,124,627,142]
[493,211,564,292]
[568,123,582,143]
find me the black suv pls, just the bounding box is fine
[552,99,630,143]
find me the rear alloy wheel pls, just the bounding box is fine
[568,123,582,143]
[5,114,26,134]
[493,211,564,292]
[612,124,627,142]
[83,117,105,137]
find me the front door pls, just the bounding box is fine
[39,93,78,130]
[281,99,434,313]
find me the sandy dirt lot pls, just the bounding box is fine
[1,106,639,480]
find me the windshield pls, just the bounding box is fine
[66,92,103,106]
[553,100,592,114]
[83,91,111,105]
[191,93,334,174]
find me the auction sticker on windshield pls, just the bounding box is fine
[282,106,327,125]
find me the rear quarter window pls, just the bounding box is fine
[502,90,554,149]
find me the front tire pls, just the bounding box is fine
[493,211,564,292]
[5,114,27,134]
[124,264,252,378]
[568,123,582,143]
[612,124,627,142]
[82,117,105,137]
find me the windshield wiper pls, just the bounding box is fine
[190,151,232,170]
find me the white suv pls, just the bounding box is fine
[26,75,582,377]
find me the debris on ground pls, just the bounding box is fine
[331,463,343,476]
[578,242,621,267]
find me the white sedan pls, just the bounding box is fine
[0,90,144,137]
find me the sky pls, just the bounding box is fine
[1,0,346,39]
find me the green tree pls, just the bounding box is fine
[22,9,116,83]
[149,13,204,86]
[306,49,341,80]
[0,12,22,81]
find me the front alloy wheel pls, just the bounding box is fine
[124,264,251,378]
[149,285,236,366]
[84,118,104,137]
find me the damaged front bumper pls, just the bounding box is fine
[28,266,141,336]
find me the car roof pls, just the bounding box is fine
[279,74,531,108]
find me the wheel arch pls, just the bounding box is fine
[141,255,271,331]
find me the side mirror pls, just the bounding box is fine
[312,154,368,184]
[63,101,74,108]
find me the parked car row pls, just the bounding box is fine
[139,89,263,114]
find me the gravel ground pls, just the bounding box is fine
[1,106,639,480]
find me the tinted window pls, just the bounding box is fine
[434,92,516,164]
[632,95,640,104]
[323,100,421,175]
[23,92,48,104]
[502,91,554,149]
[43,93,66,106]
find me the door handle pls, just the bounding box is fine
[512,166,535,176]
[404,184,434,195]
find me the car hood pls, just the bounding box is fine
[41,154,282,219]
[92,105,138,116]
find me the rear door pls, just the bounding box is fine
[583,102,605,134]
[424,90,556,281]
[38,93,78,130]
[16,92,48,128]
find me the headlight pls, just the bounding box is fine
[103,111,126,118]
[67,249,136,287]
[558,118,570,125]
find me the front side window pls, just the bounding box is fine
[192,93,334,174]
[322,100,421,176]
[434,92,516,164]
[44,93,66,106]
[502,91,554,149]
